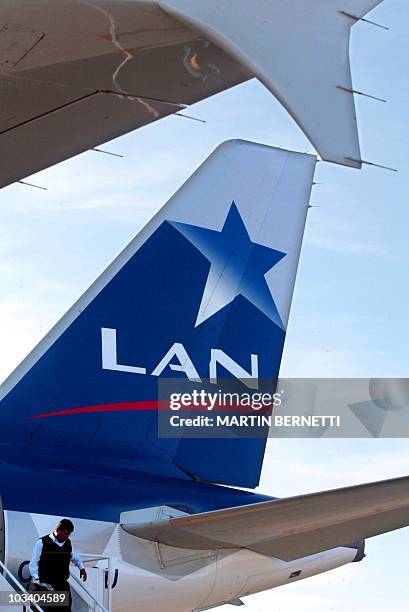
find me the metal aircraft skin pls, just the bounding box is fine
[0,0,384,189]
[0,141,408,610]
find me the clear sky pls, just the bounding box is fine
[0,0,408,610]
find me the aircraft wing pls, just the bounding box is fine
[0,0,250,189]
[123,475,409,560]
[0,0,384,188]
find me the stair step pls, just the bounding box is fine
[0,572,20,611]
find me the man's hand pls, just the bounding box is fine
[80,568,87,582]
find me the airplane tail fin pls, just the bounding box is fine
[0,141,316,488]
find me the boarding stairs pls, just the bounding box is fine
[0,554,113,612]
[0,558,43,611]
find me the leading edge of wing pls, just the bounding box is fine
[122,475,409,560]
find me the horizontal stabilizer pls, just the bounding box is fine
[123,475,409,560]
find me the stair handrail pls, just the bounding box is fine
[70,571,110,612]
[0,558,43,612]
[76,553,113,611]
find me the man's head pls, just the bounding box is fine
[54,518,74,543]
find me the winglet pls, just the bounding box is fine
[160,0,385,167]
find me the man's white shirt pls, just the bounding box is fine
[29,532,84,581]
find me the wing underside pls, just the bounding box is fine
[0,0,250,188]
[0,0,385,188]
